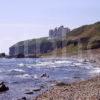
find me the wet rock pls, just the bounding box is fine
[83,59,96,63]
[0,53,6,58]
[25,87,41,95]
[83,59,88,63]
[90,60,96,63]
[33,87,41,92]
[56,82,71,86]
[41,73,49,78]
[18,97,27,100]
[56,82,66,86]
[73,76,80,79]
[25,91,33,95]
[0,82,9,92]
[40,85,45,89]
[22,97,27,100]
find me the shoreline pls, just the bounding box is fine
[34,49,100,100]
[35,76,100,100]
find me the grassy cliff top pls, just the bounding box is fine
[66,21,100,41]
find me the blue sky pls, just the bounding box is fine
[0,0,100,53]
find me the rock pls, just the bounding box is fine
[33,88,41,92]
[73,76,80,79]
[56,82,71,86]
[40,85,45,89]
[0,82,9,92]
[22,97,27,100]
[90,60,96,63]
[25,91,33,95]
[25,87,41,95]
[83,59,96,63]
[83,59,88,63]
[18,97,27,100]
[41,73,49,78]
[0,53,6,58]
[56,82,66,86]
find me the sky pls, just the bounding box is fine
[0,0,100,54]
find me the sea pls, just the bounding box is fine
[0,57,100,100]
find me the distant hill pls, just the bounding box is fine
[9,22,100,58]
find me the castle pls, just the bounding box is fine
[49,26,70,39]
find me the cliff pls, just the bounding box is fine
[9,22,100,58]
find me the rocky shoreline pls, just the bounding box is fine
[34,49,100,100]
[0,82,9,93]
[35,76,100,100]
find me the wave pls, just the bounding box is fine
[7,69,25,75]
[89,67,100,74]
[15,74,31,79]
[18,63,25,67]
[17,59,94,69]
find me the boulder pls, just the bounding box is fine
[41,73,49,78]
[0,53,6,58]
[0,82,9,92]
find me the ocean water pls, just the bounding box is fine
[0,58,100,100]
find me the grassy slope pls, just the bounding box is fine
[66,22,100,39]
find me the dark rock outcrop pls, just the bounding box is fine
[41,73,49,78]
[0,82,9,92]
[0,53,6,58]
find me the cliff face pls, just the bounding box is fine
[9,37,55,57]
[9,22,100,58]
